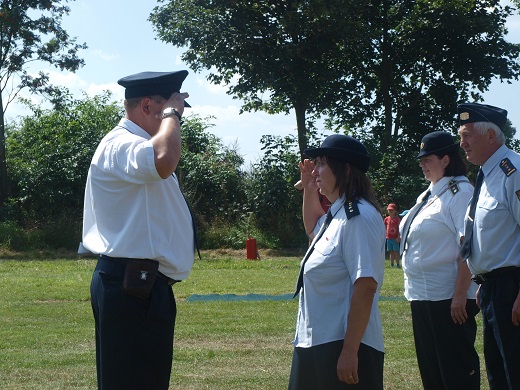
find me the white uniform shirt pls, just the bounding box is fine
[293,195,385,353]
[465,145,520,275]
[82,118,195,280]
[401,176,477,301]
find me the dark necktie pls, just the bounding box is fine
[399,190,431,255]
[183,195,201,259]
[293,210,333,298]
[460,169,484,260]
[179,186,201,259]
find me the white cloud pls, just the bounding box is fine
[92,49,119,62]
[85,82,124,101]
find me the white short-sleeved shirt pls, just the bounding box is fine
[293,195,386,353]
[82,118,195,280]
[401,176,478,301]
[465,145,520,275]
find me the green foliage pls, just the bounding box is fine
[6,90,122,223]
[176,115,248,233]
[327,0,520,151]
[0,220,27,250]
[150,0,519,164]
[246,134,308,248]
[150,0,371,158]
[201,216,280,250]
[0,0,88,203]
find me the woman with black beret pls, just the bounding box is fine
[399,131,480,390]
[289,134,385,389]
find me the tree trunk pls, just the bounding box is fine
[380,0,393,149]
[295,103,308,162]
[0,93,10,204]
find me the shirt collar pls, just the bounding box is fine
[482,144,509,177]
[118,118,152,140]
[328,194,346,216]
[430,176,453,197]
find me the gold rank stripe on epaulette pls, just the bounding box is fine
[344,200,360,220]
[448,179,460,196]
[500,158,517,177]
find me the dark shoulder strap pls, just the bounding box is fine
[500,158,517,177]
[344,199,360,220]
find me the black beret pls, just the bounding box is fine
[304,134,371,172]
[117,70,190,107]
[457,103,507,130]
[417,131,459,158]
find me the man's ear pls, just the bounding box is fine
[487,128,498,145]
[139,97,152,115]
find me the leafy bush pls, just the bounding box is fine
[0,221,28,250]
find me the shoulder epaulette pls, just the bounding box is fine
[448,179,460,196]
[344,199,360,220]
[500,158,517,177]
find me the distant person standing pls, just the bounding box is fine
[458,103,520,390]
[400,131,479,390]
[82,71,196,390]
[384,203,401,268]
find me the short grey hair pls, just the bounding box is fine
[472,121,505,145]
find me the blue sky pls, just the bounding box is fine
[7,0,520,166]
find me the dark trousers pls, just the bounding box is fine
[479,270,520,390]
[410,299,480,390]
[90,256,177,390]
[288,340,384,390]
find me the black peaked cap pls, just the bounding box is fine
[118,70,190,107]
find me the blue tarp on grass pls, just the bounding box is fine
[186,294,406,302]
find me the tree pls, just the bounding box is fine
[327,0,520,150]
[176,114,247,226]
[150,1,519,160]
[0,0,87,203]
[246,133,307,248]
[150,0,371,160]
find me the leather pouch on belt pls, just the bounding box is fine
[122,259,159,299]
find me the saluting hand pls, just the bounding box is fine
[299,159,318,191]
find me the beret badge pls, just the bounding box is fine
[460,112,470,121]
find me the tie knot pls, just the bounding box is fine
[421,190,431,202]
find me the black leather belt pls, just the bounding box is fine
[472,266,519,285]
[99,254,179,286]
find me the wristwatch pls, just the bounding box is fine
[161,107,182,122]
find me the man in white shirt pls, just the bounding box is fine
[83,71,196,390]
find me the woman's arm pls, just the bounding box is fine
[336,276,378,385]
[299,159,324,239]
[451,260,473,324]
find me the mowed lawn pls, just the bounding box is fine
[0,251,489,389]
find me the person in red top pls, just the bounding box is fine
[384,203,401,267]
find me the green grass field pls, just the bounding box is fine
[0,252,489,389]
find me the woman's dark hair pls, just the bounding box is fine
[435,151,467,177]
[324,156,381,214]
